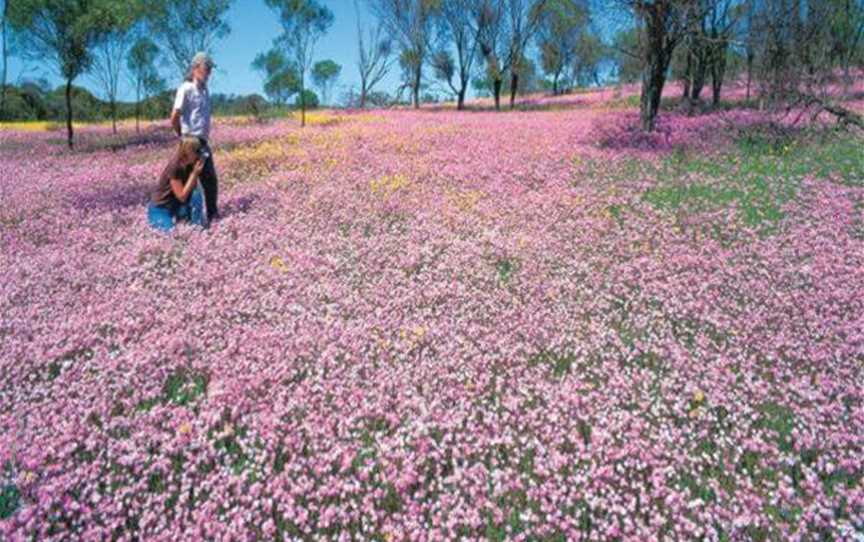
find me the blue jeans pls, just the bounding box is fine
[147,188,205,231]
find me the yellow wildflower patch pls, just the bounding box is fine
[446,188,485,212]
[291,111,343,127]
[223,136,303,180]
[370,174,412,198]
[0,121,64,132]
[269,256,289,272]
[399,325,427,353]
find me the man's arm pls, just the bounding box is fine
[171,83,186,137]
[170,109,182,137]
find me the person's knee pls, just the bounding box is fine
[147,204,175,231]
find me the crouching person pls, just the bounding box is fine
[147,138,206,231]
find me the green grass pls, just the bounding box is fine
[755,401,796,453]
[495,258,518,285]
[528,350,576,379]
[162,369,208,407]
[0,483,20,519]
[638,128,864,232]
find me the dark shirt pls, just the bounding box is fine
[151,156,192,207]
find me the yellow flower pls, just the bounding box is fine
[693,390,705,404]
[270,256,289,272]
[370,174,411,197]
[179,422,192,435]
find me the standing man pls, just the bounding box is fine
[171,52,219,222]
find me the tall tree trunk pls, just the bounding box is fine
[509,72,518,109]
[493,78,502,111]
[1,0,7,121]
[360,81,367,108]
[711,70,722,106]
[413,65,421,109]
[300,73,306,128]
[711,44,727,106]
[843,62,851,95]
[682,50,692,100]
[457,86,466,110]
[553,71,560,96]
[746,51,753,101]
[65,78,75,149]
[641,57,666,132]
[639,3,675,132]
[135,79,141,134]
[691,50,707,101]
[111,98,117,134]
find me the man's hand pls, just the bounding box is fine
[192,159,205,176]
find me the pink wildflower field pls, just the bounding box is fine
[1,90,864,540]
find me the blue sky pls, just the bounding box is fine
[9,0,402,104]
[8,1,625,104]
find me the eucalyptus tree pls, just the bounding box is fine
[829,0,864,91]
[91,3,142,133]
[606,0,694,131]
[474,0,506,109]
[473,0,548,110]
[252,48,300,106]
[312,59,341,105]
[147,0,232,80]
[368,0,440,109]
[573,31,606,87]
[503,0,550,108]
[432,0,484,109]
[127,36,161,132]
[1,0,9,120]
[9,0,119,147]
[356,0,394,108]
[677,0,742,105]
[536,0,589,95]
[266,0,333,126]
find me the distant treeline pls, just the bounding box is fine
[0,81,323,123]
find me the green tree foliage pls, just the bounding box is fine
[8,0,122,147]
[311,59,341,105]
[573,32,605,87]
[127,36,161,132]
[90,3,142,134]
[472,54,540,98]
[368,0,440,109]
[474,0,548,110]
[432,0,482,110]
[827,0,864,87]
[1,0,10,120]
[146,0,232,80]
[612,26,642,84]
[265,0,333,126]
[295,88,319,109]
[356,0,393,108]
[536,0,589,95]
[251,48,300,106]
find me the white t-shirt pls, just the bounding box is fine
[173,80,211,140]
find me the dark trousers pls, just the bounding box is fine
[197,138,219,220]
